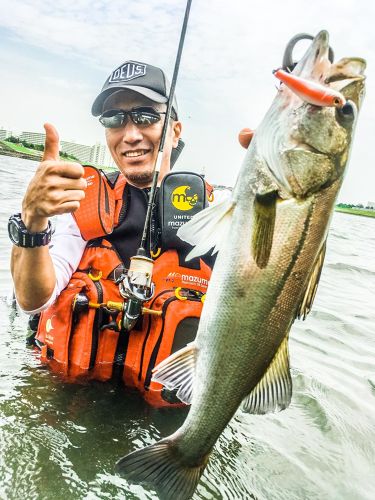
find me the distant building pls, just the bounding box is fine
[3,128,114,167]
[0,128,13,140]
[19,131,46,145]
[367,201,375,209]
[90,142,115,168]
[60,140,92,164]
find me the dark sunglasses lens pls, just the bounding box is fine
[99,111,125,128]
[131,109,161,125]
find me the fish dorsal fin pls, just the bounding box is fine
[177,197,234,261]
[242,335,292,414]
[151,343,197,404]
[296,240,327,320]
[252,191,277,268]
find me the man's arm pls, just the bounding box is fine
[11,243,56,312]
[11,124,87,311]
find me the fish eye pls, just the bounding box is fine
[341,101,355,115]
[336,100,357,124]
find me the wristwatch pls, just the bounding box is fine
[8,213,52,248]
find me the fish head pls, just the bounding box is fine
[256,30,366,198]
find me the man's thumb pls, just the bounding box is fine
[42,123,60,161]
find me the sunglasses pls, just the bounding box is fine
[99,106,176,129]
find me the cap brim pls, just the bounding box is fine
[91,86,168,116]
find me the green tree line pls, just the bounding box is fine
[337,203,374,210]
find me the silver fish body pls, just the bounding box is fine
[116,31,366,499]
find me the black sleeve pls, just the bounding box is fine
[201,251,217,269]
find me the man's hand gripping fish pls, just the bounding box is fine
[115,31,366,500]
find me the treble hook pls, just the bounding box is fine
[282,33,334,72]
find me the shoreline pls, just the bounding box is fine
[0,149,373,215]
[0,148,41,161]
[335,207,375,218]
[0,149,115,172]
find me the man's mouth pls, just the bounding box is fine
[122,149,150,158]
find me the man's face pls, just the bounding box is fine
[103,90,181,188]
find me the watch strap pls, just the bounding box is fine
[8,213,52,248]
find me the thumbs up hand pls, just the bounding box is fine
[21,123,87,232]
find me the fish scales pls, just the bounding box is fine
[174,178,339,461]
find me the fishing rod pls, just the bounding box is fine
[139,0,192,255]
[118,0,193,330]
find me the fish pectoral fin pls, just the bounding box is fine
[252,191,277,268]
[151,342,197,404]
[177,196,234,260]
[296,240,327,320]
[115,439,209,500]
[242,335,292,414]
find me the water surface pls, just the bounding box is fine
[0,156,374,499]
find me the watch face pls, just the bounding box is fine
[9,220,20,245]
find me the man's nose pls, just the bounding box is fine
[122,120,143,142]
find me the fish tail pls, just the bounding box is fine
[115,439,208,500]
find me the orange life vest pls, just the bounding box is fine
[35,166,213,407]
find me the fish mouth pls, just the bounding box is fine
[256,30,366,197]
[256,31,333,194]
[292,30,330,82]
[289,31,366,107]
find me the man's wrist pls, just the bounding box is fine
[21,212,49,233]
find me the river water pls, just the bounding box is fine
[0,156,374,500]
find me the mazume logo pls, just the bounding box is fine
[171,185,199,211]
[166,272,208,288]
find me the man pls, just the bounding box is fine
[10,61,182,313]
[9,61,217,406]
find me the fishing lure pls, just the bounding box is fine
[273,68,346,108]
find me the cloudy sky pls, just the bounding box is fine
[0,0,373,203]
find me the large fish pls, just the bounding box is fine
[116,31,366,499]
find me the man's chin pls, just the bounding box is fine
[124,170,154,188]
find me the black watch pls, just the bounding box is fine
[8,213,52,248]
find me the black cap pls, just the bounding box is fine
[92,60,178,118]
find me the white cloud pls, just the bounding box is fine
[40,76,90,91]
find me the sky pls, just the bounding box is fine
[0,0,374,204]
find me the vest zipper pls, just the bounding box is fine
[138,288,174,381]
[89,279,103,369]
[103,182,110,214]
[112,323,130,381]
[143,296,178,390]
[143,292,203,390]
[97,177,110,233]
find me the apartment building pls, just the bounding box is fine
[8,129,113,167]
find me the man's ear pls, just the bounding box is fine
[172,121,182,147]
